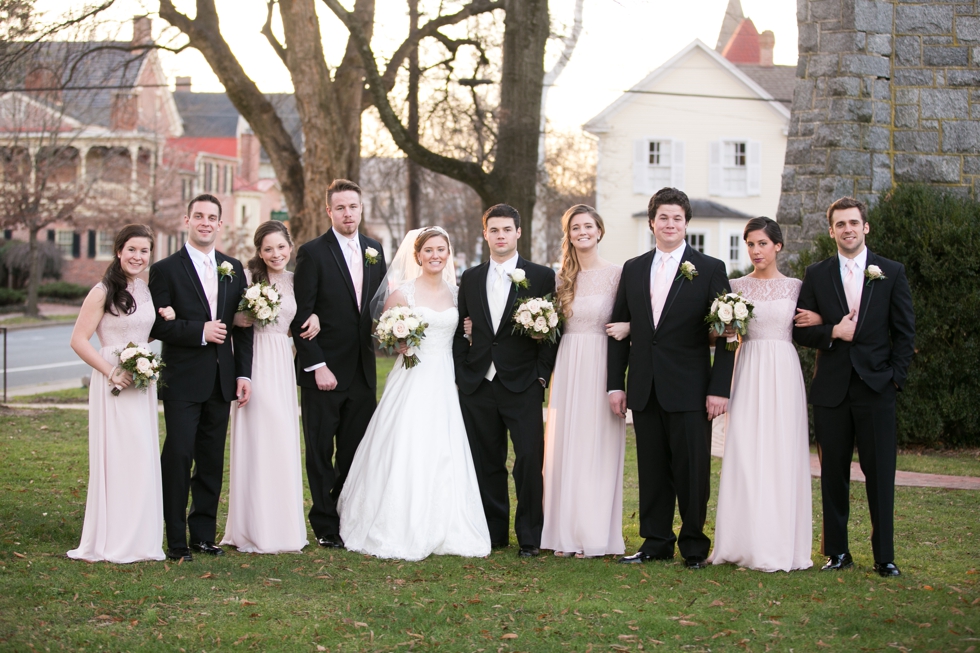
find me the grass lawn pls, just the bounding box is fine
[2,400,979,652]
[0,314,78,328]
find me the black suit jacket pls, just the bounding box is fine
[291,230,386,391]
[607,245,735,413]
[149,247,253,403]
[793,251,915,407]
[453,256,559,395]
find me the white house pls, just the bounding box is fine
[584,9,795,273]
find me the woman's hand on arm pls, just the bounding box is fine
[605,321,630,341]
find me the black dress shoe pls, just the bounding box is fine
[873,561,901,577]
[190,541,225,556]
[617,551,673,564]
[820,552,854,571]
[518,546,540,558]
[684,557,708,569]
[316,535,344,549]
[166,547,193,562]
[491,540,509,550]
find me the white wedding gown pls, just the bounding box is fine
[338,281,491,560]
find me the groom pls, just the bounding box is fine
[149,193,253,562]
[291,179,386,549]
[794,196,915,577]
[607,187,735,568]
[454,204,558,557]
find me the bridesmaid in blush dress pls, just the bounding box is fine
[68,224,166,563]
[219,221,318,553]
[711,217,816,572]
[541,205,629,558]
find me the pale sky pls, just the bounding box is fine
[35,0,797,129]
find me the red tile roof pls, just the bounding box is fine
[168,136,238,158]
[721,18,760,64]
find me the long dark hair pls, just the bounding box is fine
[102,224,154,316]
[247,221,293,284]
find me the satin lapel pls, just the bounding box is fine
[640,250,656,332]
[325,230,358,309]
[357,234,371,313]
[653,245,691,335]
[854,251,876,339]
[831,255,848,315]
[495,257,523,337]
[179,248,211,317]
[474,262,493,329]
[215,253,229,322]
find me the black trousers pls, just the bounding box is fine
[301,365,376,538]
[161,369,231,550]
[631,390,712,560]
[814,369,897,563]
[459,377,545,548]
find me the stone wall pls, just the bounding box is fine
[778,0,980,245]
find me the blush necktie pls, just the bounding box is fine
[204,258,218,321]
[651,256,672,327]
[844,259,861,318]
[486,266,507,381]
[348,239,363,310]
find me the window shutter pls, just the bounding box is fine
[747,141,762,196]
[47,229,55,242]
[633,139,649,194]
[671,140,685,190]
[87,230,96,258]
[708,141,722,196]
[72,232,81,258]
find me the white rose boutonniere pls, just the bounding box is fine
[676,261,698,282]
[864,264,886,285]
[509,268,529,289]
[364,247,379,265]
[217,261,235,281]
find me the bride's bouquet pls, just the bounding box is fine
[238,280,282,326]
[705,291,756,351]
[112,342,165,396]
[375,305,428,368]
[512,294,562,345]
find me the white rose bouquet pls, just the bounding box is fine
[237,280,283,327]
[705,291,756,351]
[113,342,165,396]
[511,293,562,345]
[374,305,428,368]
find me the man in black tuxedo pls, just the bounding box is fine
[291,179,386,549]
[149,194,253,562]
[794,196,915,577]
[607,187,735,568]
[453,204,558,557]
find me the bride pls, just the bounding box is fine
[337,227,491,560]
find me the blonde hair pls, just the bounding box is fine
[556,204,604,318]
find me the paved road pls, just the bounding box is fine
[1,324,161,390]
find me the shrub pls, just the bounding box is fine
[0,287,26,306]
[38,281,90,300]
[0,240,63,288]
[791,185,980,447]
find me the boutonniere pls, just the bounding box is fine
[864,265,886,285]
[364,247,379,265]
[676,261,698,282]
[217,261,235,281]
[509,268,530,290]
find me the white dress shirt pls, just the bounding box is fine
[485,252,519,381]
[650,246,685,291]
[838,245,868,281]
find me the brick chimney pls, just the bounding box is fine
[110,92,139,131]
[132,16,152,47]
[759,30,775,67]
[175,76,191,93]
[239,131,261,185]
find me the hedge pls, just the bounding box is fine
[0,288,26,306]
[38,281,90,300]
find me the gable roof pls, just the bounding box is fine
[715,0,746,51]
[735,64,795,108]
[721,18,761,64]
[582,39,790,134]
[632,199,753,220]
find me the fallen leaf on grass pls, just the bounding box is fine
[199,572,215,579]
[679,620,698,626]
[316,646,326,651]
[919,623,932,628]
[710,600,724,607]
[501,633,518,639]
[816,641,830,648]
[240,600,256,606]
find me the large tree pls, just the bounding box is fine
[158,0,503,246]
[325,0,549,257]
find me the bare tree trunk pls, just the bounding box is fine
[406,0,421,233]
[487,0,549,259]
[25,226,40,318]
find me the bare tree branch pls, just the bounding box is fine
[261,0,287,65]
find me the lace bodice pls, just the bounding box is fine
[399,280,458,353]
[248,270,296,336]
[730,276,802,343]
[561,265,622,335]
[95,278,155,349]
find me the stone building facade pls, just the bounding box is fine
[777,0,980,245]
